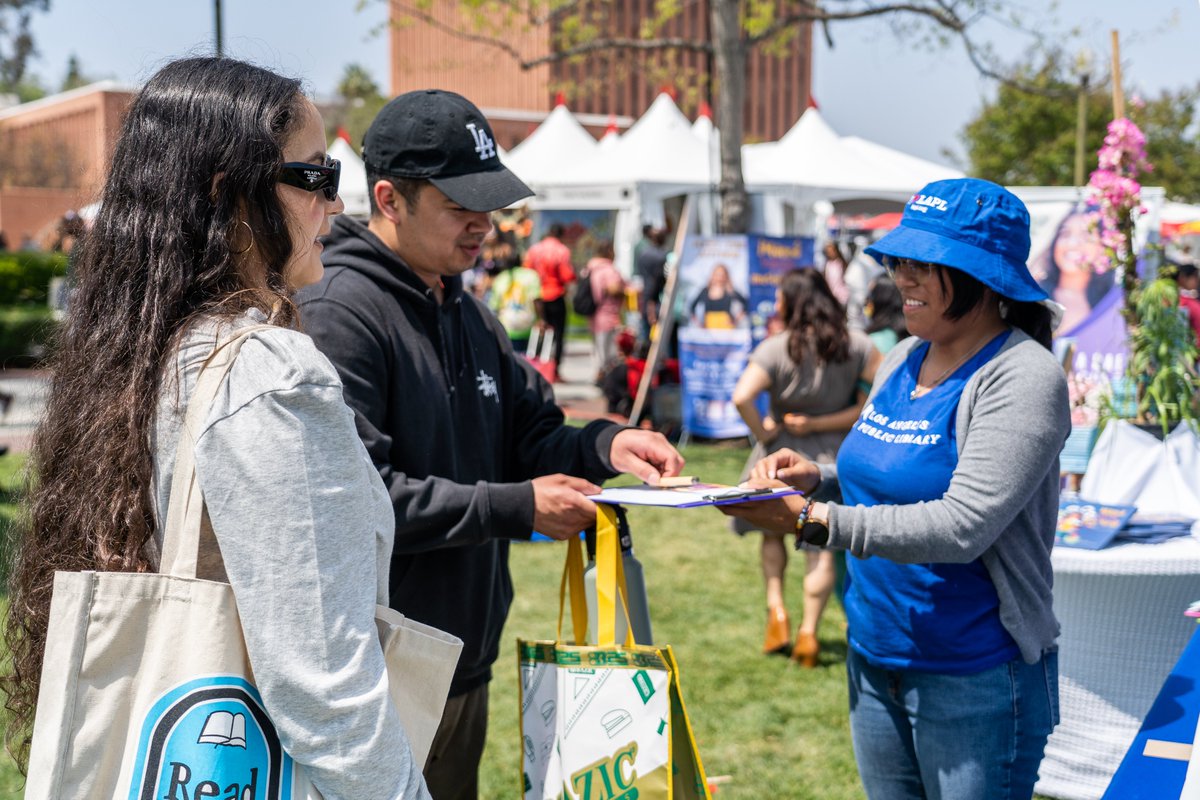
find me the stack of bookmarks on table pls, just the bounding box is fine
[1055,496,1196,550]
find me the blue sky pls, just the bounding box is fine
[26,1,1199,166]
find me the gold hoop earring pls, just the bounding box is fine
[230,219,255,255]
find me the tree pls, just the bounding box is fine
[338,63,382,105]
[1130,85,1200,203]
[386,0,1042,233]
[960,50,1200,202]
[325,63,388,150]
[61,52,89,92]
[0,0,50,93]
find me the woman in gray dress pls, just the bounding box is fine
[732,268,880,665]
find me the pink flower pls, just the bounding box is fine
[1085,118,1150,280]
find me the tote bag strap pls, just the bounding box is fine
[160,324,276,579]
[556,505,635,647]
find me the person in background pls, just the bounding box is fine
[296,89,684,800]
[489,246,543,353]
[843,236,887,331]
[730,268,880,666]
[1174,261,1200,349]
[724,178,1069,800]
[636,227,669,342]
[523,222,575,377]
[586,239,626,380]
[3,57,429,797]
[863,275,910,354]
[689,263,749,329]
[822,241,851,307]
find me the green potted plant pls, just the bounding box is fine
[1084,118,1200,439]
[1125,275,1200,436]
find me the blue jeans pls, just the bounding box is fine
[846,649,1059,800]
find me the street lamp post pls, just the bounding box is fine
[214,0,224,58]
[1074,73,1089,187]
[1072,49,1094,188]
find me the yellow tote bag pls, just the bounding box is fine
[518,504,711,800]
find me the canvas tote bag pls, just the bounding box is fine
[518,504,711,800]
[25,325,462,799]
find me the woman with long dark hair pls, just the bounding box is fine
[725,179,1069,799]
[731,268,880,665]
[864,274,910,354]
[3,58,428,797]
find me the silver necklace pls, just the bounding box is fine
[910,337,992,400]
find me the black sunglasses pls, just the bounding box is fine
[278,156,341,201]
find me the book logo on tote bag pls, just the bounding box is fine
[129,676,293,800]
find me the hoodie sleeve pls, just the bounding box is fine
[492,325,625,483]
[195,332,428,800]
[300,292,606,552]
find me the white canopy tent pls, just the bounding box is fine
[530,93,720,275]
[502,103,599,186]
[742,108,963,234]
[329,136,369,219]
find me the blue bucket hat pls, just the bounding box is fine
[865,178,1048,303]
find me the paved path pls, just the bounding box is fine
[0,369,48,453]
[0,334,608,454]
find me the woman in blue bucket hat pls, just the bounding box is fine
[725,178,1071,799]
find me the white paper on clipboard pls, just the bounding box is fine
[590,484,802,508]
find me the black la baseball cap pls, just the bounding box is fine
[362,89,533,212]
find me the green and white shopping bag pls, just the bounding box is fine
[518,504,711,800]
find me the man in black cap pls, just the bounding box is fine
[297,90,684,799]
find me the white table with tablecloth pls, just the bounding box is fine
[1035,536,1200,799]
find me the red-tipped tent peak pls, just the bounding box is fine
[806,95,820,110]
[554,91,567,107]
[603,114,619,137]
[657,85,678,101]
[336,125,352,143]
[697,100,713,119]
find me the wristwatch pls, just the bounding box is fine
[794,499,830,548]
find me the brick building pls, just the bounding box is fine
[0,81,135,246]
[388,0,813,149]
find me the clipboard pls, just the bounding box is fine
[590,484,803,508]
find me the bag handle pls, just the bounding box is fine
[159,324,275,579]
[594,504,635,648]
[556,505,635,647]
[558,535,589,645]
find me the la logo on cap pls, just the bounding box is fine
[466,122,495,161]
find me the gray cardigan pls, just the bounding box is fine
[821,328,1070,664]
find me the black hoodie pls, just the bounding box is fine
[297,215,621,697]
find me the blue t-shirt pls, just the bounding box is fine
[837,331,1020,674]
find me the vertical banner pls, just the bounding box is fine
[746,235,817,345]
[675,235,814,439]
[678,328,755,439]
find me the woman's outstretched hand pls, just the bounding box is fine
[718,482,807,536]
[749,448,821,492]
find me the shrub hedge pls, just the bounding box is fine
[0,306,58,364]
[0,251,68,305]
[0,251,68,364]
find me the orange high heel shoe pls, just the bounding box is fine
[763,607,791,655]
[791,632,820,667]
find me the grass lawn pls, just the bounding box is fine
[0,444,1054,798]
[0,452,27,797]
[478,440,865,798]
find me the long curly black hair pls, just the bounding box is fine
[780,267,850,365]
[2,56,305,770]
